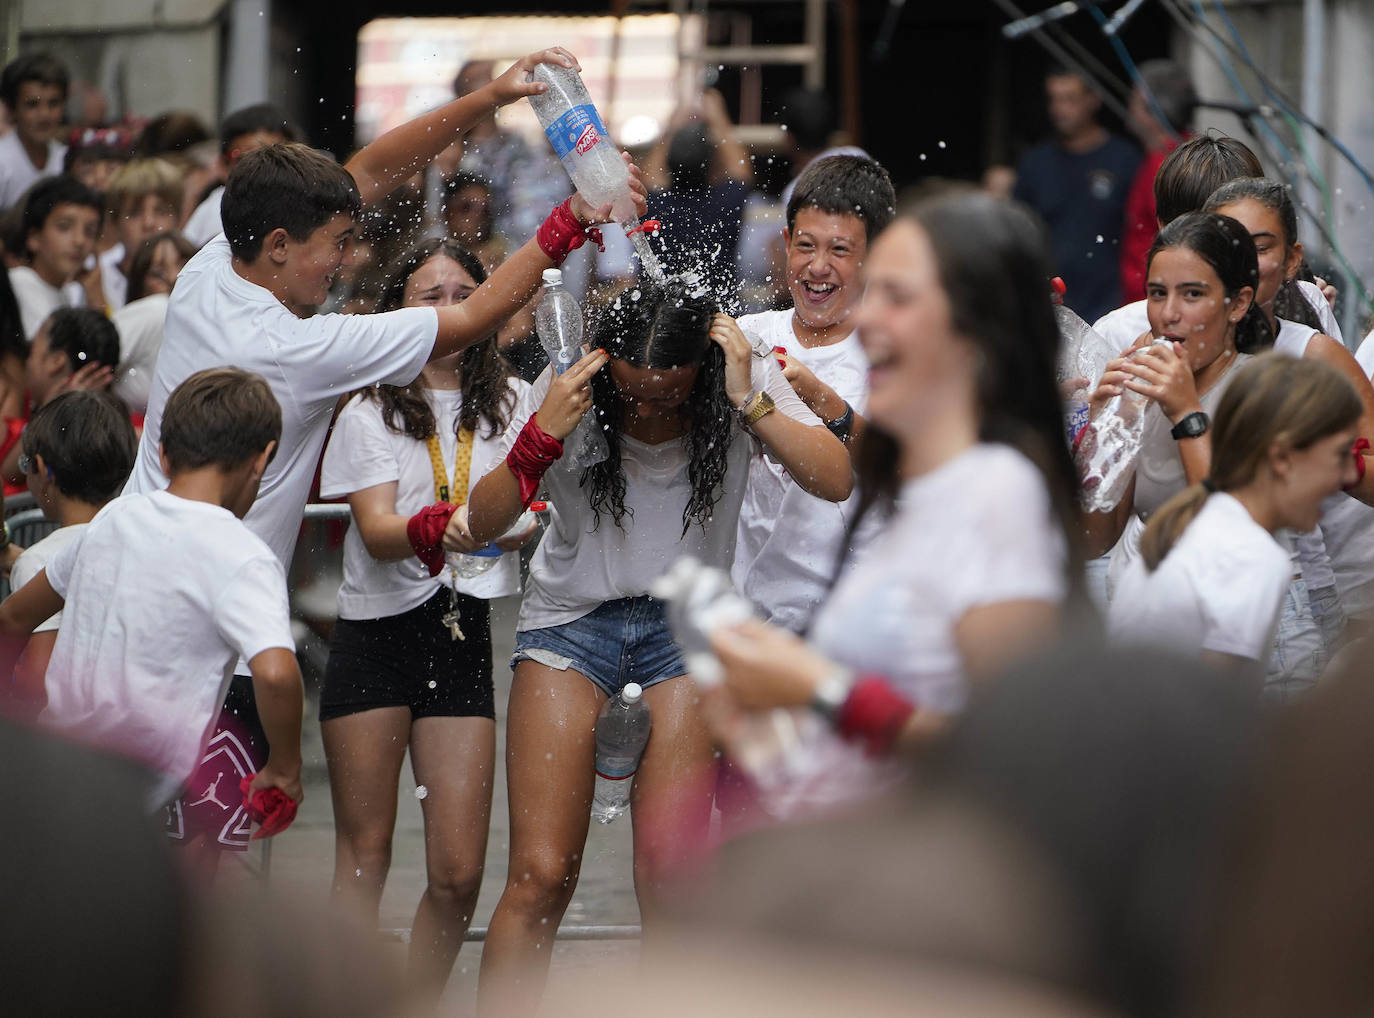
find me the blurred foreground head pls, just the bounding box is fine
[643,645,1263,1018]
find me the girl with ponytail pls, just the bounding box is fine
[1111,354,1361,676]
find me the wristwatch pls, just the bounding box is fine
[809,664,857,724]
[1170,411,1210,441]
[739,390,777,427]
[824,402,855,443]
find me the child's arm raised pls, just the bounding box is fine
[345,47,579,208]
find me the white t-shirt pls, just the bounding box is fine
[1091,280,1342,354]
[99,244,127,311]
[123,235,437,574]
[762,443,1067,820]
[8,265,82,341]
[731,309,876,632]
[9,523,86,635]
[39,491,295,807]
[502,356,823,632]
[110,292,169,415]
[1320,329,1374,620]
[0,132,67,211]
[1109,492,1290,664]
[321,383,529,619]
[182,187,224,249]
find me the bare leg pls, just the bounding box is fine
[322,707,412,923]
[406,715,496,998]
[631,676,718,928]
[477,661,604,1018]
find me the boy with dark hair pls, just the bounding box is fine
[98,157,183,310]
[8,175,103,338]
[1,307,119,493]
[124,47,645,855]
[733,154,896,632]
[182,102,299,247]
[0,52,69,210]
[0,368,303,834]
[6,390,137,716]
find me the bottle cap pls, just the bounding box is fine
[1050,276,1067,303]
[529,500,549,512]
[621,682,643,704]
[542,268,563,286]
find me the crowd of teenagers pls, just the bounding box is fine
[5,38,1374,1018]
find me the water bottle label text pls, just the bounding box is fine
[544,104,608,160]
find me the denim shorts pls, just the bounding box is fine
[1266,578,1327,701]
[511,596,686,696]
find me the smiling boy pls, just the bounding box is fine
[0,53,69,210]
[732,155,896,632]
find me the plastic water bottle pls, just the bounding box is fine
[652,557,755,688]
[1052,277,1118,445]
[1076,339,1172,513]
[527,63,639,225]
[591,682,652,824]
[535,269,608,468]
[451,501,548,579]
[526,62,664,280]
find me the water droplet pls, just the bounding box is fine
[415,785,428,799]
[919,153,927,161]
[1095,234,1104,243]
[938,140,947,149]
[428,680,437,689]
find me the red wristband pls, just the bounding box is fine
[506,416,564,508]
[406,502,457,577]
[835,676,916,756]
[536,198,605,266]
[1344,437,1370,491]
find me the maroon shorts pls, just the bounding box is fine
[162,676,268,852]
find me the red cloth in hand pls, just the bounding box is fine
[836,676,916,756]
[407,503,457,577]
[238,775,298,839]
[506,417,564,508]
[536,198,603,266]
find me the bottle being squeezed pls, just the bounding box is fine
[451,501,549,579]
[526,62,663,280]
[591,683,652,824]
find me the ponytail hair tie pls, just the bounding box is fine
[1201,478,1217,493]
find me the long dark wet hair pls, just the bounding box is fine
[846,192,1083,578]
[360,238,512,439]
[583,277,726,535]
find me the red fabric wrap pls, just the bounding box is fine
[1345,437,1371,491]
[536,198,603,265]
[406,502,457,577]
[835,676,916,756]
[238,776,298,839]
[506,417,564,508]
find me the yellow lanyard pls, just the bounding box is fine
[426,427,474,506]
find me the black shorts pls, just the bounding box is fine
[163,674,268,853]
[320,587,495,722]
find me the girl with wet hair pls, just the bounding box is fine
[466,274,851,1016]
[316,237,531,1001]
[1112,354,1362,677]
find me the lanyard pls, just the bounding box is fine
[425,427,474,505]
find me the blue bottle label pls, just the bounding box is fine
[544,104,608,159]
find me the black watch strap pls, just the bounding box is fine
[1170,411,1210,440]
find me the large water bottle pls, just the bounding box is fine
[591,682,652,824]
[451,501,548,579]
[1052,277,1118,445]
[535,269,608,468]
[527,64,639,225]
[1076,339,1172,513]
[526,63,663,280]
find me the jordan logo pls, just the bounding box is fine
[187,772,230,810]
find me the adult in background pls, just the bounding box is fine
[1014,67,1139,324]
[1120,60,1195,303]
